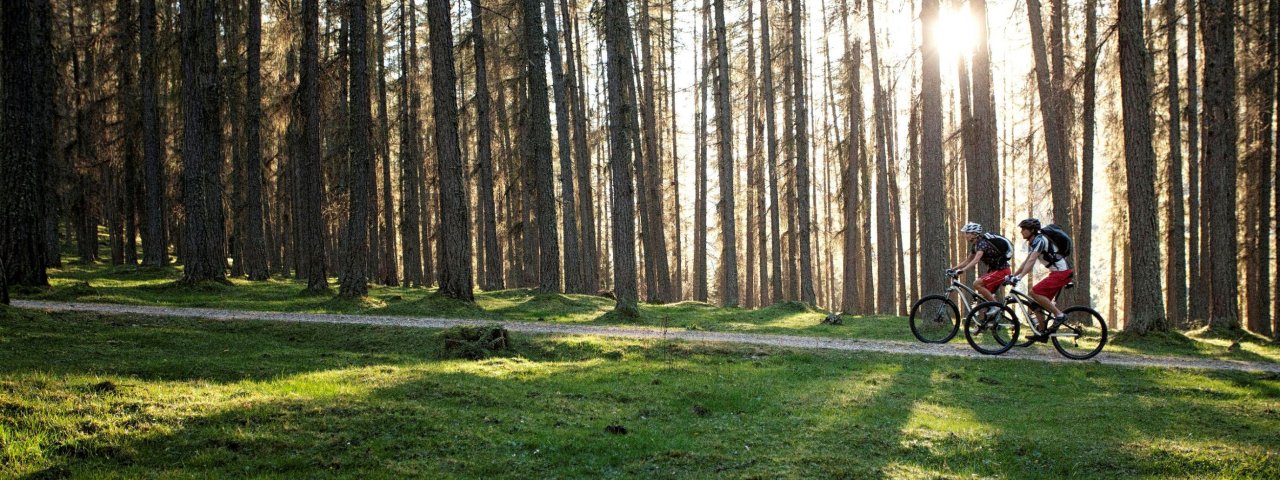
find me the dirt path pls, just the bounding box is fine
[12,300,1280,373]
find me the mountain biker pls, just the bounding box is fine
[1004,218,1072,342]
[945,222,1011,308]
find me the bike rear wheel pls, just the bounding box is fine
[909,294,960,343]
[1051,306,1108,360]
[964,301,1020,355]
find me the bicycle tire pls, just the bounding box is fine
[964,301,1020,355]
[909,294,961,343]
[1051,306,1108,360]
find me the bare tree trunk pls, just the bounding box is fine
[1246,0,1274,336]
[1272,0,1280,339]
[1078,0,1098,309]
[1187,0,1205,324]
[760,0,783,305]
[1,0,55,288]
[693,0,709,302]
[1118,0,1169,333]
[637,0,673,302]
[470,0,501,291]
[1160,0,1187,326]
[179,0,226,284]
[969,0,999,232]
[603,0,639,318]
[790,0,815,305]
[139,0,165,266]
[239,0,268,281]
[713,0,739,307]
[560,0,598,292]
[840,0,862,314]
[918,0,947,297]
[522,0,561,293]
[1026,0,1075,232]
[867,0,895,314]
[398,0,424,287]
[542,0,582,294]
[1201,0,1240,330]
[425,0,473,301]
[375,0,398,286]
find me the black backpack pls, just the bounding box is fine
[1041,224,1073,257]
[983,233,1014,262]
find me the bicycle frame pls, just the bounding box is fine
[1001,284,1076,341]
[942,275,982,317]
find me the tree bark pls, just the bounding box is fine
[560,0,598,292]
[178,0,226,284]
[603,0,639,318]
[1080,0,1098,308]
[398,0,424,287]
[1026,0,1075,233]
[426,0,473,302]
[969,0,999,232]
[521,0,560,293]
[340,0,372,297]
[790,0,815,305]
[470,0,502,291]
[636,0,673,302]
[376,0,398,286]
[139,0,165,266]
[693,0,709,302]
[1,0,55,288]
[242,0,268,281]
[760,0,783,305]
[1118,0,1169,333]
[298,0,327,291]
[1161,0,1187,326]
[1201,0,1240,330]
[867,0,895,313]
[919,0,947,296]
[713,0,739,307]
[543,0,583,294]
[1187,0,1205,324]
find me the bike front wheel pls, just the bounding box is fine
[909,294,960,343]
[964,301,1020,355]
[1051,306,1108,360]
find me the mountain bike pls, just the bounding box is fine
[964,278,1108,359]
[908,270,995,343]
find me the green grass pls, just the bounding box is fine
[1,307,1277,478]
[16,261,1280,365]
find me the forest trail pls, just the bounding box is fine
[13,300,1280,374]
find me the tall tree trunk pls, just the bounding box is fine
[745,0,758,307]
[603,0,639,318]
[242,0,268,281]
[1272,0,1280,339]
[297,0,327,291]
[713,0,739,307]
[1201,0,1240,330]
[759,0,783,305]
[376,0,398,286]
[969,0,999,232]
[1187,0,1205,323]
[543,0,583,294]
[1026,0,1075,232]
[116,0,140,266]
[139,0,165,266]
[840,0,862,314]
[1118,0,1169,333]
[398,0,424,287]
[561,0,598,292]
[522,0,561,293]
[1080,0,1098,307]
[919,0,947,296]
[636,0,673,302]
[1162,0,1187,326]
[693,0,709,302]
[1,0,55,287]
[790,0,815,305]
[1246,0,1274,336]
[340,0,372,297]
[867,0,895,313]
[426,0,473,302]
[471,0,502,291]
[179,0,226,283]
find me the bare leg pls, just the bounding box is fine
[973,281,996,302]
[1029,291,1064,330]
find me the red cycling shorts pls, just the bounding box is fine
[1033,270,1074,298]
[980,268,1012,292]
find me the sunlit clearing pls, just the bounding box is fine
[933,4,977,64]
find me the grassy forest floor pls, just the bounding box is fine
[14,261,1280,366]
[2,307,1278,478]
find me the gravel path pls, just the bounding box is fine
[12,300,1280,374]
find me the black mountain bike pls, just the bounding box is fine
[909,271,990,343]
[964,278,1108,359]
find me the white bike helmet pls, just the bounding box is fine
[961,222,983,234]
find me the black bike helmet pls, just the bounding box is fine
[1018,218,1041,230]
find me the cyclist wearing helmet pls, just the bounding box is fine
[1005,218,1072,342]
[946,222,1011,304]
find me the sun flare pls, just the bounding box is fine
[933,4,978,64]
